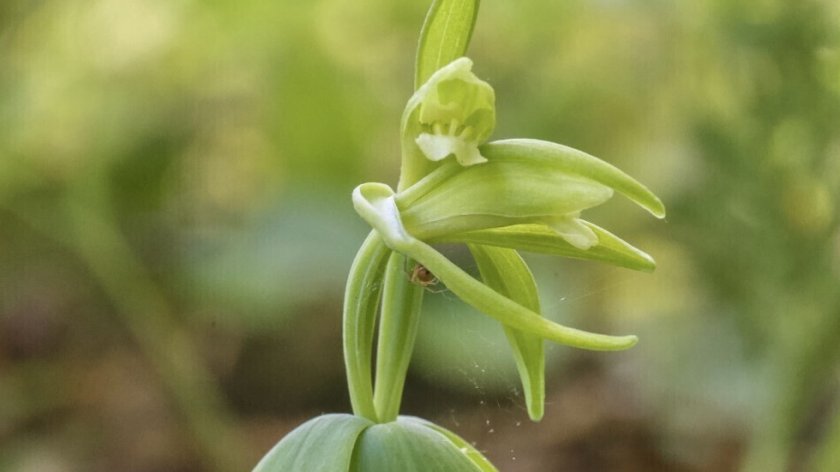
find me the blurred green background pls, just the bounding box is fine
[1,0,839,470]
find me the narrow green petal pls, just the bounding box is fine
[415,0,481,90]
[481,139,666,218]
[373,252,425,423]
[432,222,656,272]
[253,414,372,472]
[469,244,545,421]
[343,231,391,421]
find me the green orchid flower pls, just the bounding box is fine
[347,57,665,423]
[352,182,643,350]
[254,1,664,470]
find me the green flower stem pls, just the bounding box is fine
[353,183,638,351]
[372,252,425,423]
[343,231,391,422]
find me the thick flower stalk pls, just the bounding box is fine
[254,1,664,471]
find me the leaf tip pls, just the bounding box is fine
[620,335,639,349]
[637,251,657,272]
[649,197,667,219]
[527,408,544,422]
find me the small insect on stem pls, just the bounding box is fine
[409,263,444,292]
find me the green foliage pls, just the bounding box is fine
[350,417,488,471]
[253,415,371,472]
[254,414,495,472]
[669,2,840,469]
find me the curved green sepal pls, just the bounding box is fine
[253,414,373,472]
[469,244,545,421]
[436,222,656,272]
[353,182,638,351]
[415,0,481,90]
[481,139,666,219]
[373,252,425,423]
[343,232,391,421]
[351,416,485,471]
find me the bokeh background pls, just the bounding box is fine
[2,0,839,470]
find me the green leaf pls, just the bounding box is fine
[407,417,499,472]
[253,414,372,472]
[415,0,481,90]
[437,222,657,272]
[481,139,666,219]
[343,231,391,421]
[469,244,545,421]
[351,417,484,471]
[253,414,497,471]
[373,252,425,423]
